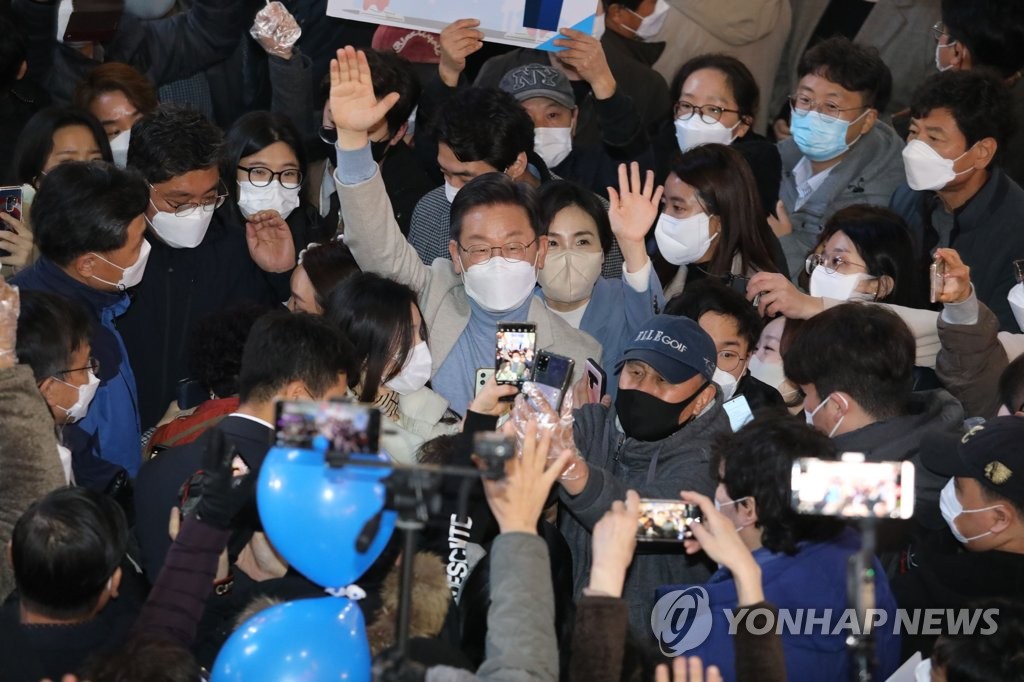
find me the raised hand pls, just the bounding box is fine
[0,212,34,271]
[608,162,661,272]
[245,210,296,274]
[766,200,792,238]
[439,19,484,87]
[654,656,723,682]
[551,27,615,99]
[747,271,822,320]
[588,490,640,597]
[933,247,972,305]
[329,46,401,149]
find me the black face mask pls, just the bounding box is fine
[614,381,710,442]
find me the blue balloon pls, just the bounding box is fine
[212,596,370,682]
[258,446,396,588]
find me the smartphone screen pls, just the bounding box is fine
[275,399,381,455]
[790,455,915,519]
[584,358,606,403]
[637,499,703,541]
[0,186,22,258]
[495,322,537,386]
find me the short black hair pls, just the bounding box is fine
[783,304,914,420]
[909,69,1015,157]
[710,413,844,555]
[814,205,921,308]
[222,110,307,204]
[324,272,425,402]
[365,49,421,137]
[671,53,760,124]
[237,311,355,404]
[0,14,27,92]
[81,634,202,682]
[32,161,149,266]
[187,304,275,399]
[9,106,112,185]
[664,278,763,352]
[942,0,1024,77]
[931,598,1024,682]
[436,87,534,170]
[999,355,1024,414]
[536,180,612,253]
[449,172,543,242]
[16,290,92,383]
[127,104,223,184]
[797,36,893,112]
[12,487,128,620]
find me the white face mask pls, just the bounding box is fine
[712,366,739,402]
[534,126,573,169]
[237,180,301,221]
[444,180,459,204]
[462,255,538,313]
[146,201,214,249]
[385,340,433,395]
[654,211,718,265]
[1009,282,1024,332]
[809,267,874,301]
[673,116,738,154]
[805,392,845,438]
[591,13,606,41]
[902,139,972,192]
[537,249,603,305]
[935,41,956,72]
[89,239,151,290]
[714,495,750,531]
[747,355,798,401]
[53,370,100,423]
[914,658,931,682]
[109,129,131,169]
[939,477,1001,545]
[625,0,669,40]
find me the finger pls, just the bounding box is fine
[607,186,620,210]
[600,394,612,408]
[541,448,574,488]
[651,184,664,207]
[679,489,714,519]
[641,169,655,200]
[687,655,705,682]
[616,162,628,195]
[624,489,641,516]
[530,426,555,476]
[673,656,689,679]
[629,161,641,195]
[774,199,787,220]
[706,665,722,682]
[0,212,20,228]
[451,18,482,29]
[654,664,670,682]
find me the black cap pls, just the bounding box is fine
[921,417,1024,505]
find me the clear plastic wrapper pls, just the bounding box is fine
[0,278,19,362]
[510,383,585,480]
[251,1,302,59]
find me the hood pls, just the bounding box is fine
[365,551,451,655]
[833,389,964,461]
[666,0,784,46]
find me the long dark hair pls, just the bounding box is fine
[9,106,112,185]
[221,110,308,203]
[324,273,427,401]
[670,144,779,276]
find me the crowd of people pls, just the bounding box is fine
[2,0,1024,680]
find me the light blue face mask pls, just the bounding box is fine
[789,108,867,162]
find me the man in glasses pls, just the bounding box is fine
[11,162,149,476]
[329,47,600,416]
[118,105,295,432]
[775,36,906,279]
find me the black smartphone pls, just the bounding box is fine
[0,185,22,259]
[584,357,606,403]
[275,399,381,456]
[637,499,703,542]
[176,379,208,411]
[527,350,575,411]
[61,1,123,44]
[495,322,537,394]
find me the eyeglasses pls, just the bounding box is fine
[804,252,868,275]
[150,182,228,217]
[716,350,745,373]
[673,101,741,124]
[319,125,338,145]
[56,357,100,377]
[237,165,304,189]
[789,94,867,121]
[458,239,537,265]
[930,21,951,44]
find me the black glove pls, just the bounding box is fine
[192,430,256,530]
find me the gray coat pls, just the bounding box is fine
[560,400,731,636]
[778,122,907,277]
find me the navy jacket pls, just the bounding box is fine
[12,258,142,476]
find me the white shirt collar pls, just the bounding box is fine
[228,412,274,430]
[792,156,835,210]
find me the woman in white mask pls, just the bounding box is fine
[325,272,459,463]
[73,62,159,169]
[223,112,336,256]
[3,108,112,278]
[749,315,803,414]
[534,166,664,388]
[663,54,780,221]
[657,143,786,299]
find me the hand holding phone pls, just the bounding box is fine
[495,322,537,400]
[929,256,946,304]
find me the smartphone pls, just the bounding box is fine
[584,358,606,404]
[528,351,574,411]
[61,1,123,44]
[637,499,703,542]
[176,378,208,411]
[722,394,754,432]
[275,399,381,457]
[790,454,915,520]
[474,368,495,399]
[495,322,537,391]
[0,186,22,259]
[929,258,946,304]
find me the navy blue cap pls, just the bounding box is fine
[616,315,717,384]
[922,416,1024,505]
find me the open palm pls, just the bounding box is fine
[329,46,401,137]
[608,162,662,244]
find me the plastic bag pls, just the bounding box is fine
[251,1,302,59]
